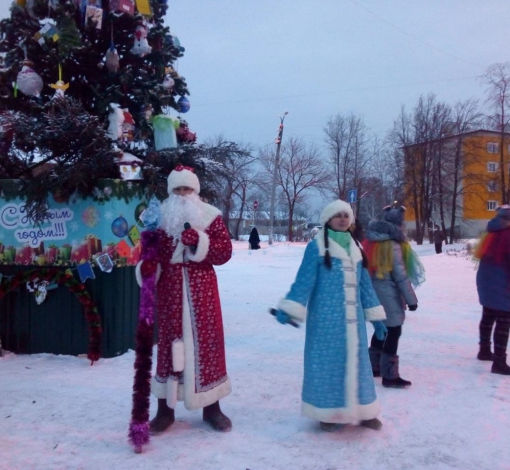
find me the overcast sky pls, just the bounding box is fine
[165,0,510,150]
[2,1,510,151]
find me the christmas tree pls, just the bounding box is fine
[0,0,200,221]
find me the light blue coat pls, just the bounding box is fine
[278,231,386,424]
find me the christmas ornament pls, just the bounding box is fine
[151,114,178,150]
[109,0,135,15]
[121,109,135,142]
[85,4,103,30]
[172,36,185,53]
[161,72,174,90]
[16,60,43,97]
[131,21,152,57]
[34,22,59,45]
[112,215,129,238]
[134,0,152,15]
[118,152,143,180]
[135,202,148,227]
[177,95,190,113]
[105,43,120,73]
[107,103,124,140]
[176,119,196,144]
[49,64,69,97]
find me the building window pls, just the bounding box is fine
[487,162,499,172]
[487,142,499,153]
[487,181,498,192]
[487,200,499,211]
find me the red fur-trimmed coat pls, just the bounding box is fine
[150,204,232,410]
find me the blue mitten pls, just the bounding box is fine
[276,310,291,325]
[372,321,388,341]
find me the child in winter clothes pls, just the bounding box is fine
[274,200,387,432]
[362,206,425,388]
[475,205,510,375]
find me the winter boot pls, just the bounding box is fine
[360,418,382,430]
[203,401,232,432]
[491,354,510,375]
[477,341,494,361]
[319,421,338,432]
[380,353,412,388]
[368,347,382,377]
[149,399,175,435]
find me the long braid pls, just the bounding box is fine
[323,223,332,269]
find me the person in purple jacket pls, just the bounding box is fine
[475,205,510,375]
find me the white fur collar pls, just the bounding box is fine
[315,229,362,265]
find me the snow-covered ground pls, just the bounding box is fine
[1,241,509,470]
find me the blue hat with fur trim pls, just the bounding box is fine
[320,200,354,227]
[382,205,406,227]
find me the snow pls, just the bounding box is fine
[1,241,509,470]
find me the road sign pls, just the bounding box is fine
[348,189,357,203]
[253,200,258,210]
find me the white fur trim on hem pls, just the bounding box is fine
[185,230,209,262]
[151,376,179,409]
[277,298,306,323]
[364,305,386,321]
[172,339,185,372]
[301,399,381,424]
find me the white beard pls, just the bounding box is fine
[159,192,207,243]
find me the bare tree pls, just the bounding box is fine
[323,113,372,202]
[388,94,452,244]
[480,62,510,204]
[259,137,330,241]
[203,136,257,239]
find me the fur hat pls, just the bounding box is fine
[382,205,406,227]
[167,165,200,194]
[320,200,354,227]
[496,204,510,220]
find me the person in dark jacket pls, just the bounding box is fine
[475,205,510,375]
[362,206,425,388]
[433,226,445,254]
[248,226,261,250]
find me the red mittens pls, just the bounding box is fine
[181,228,199,246]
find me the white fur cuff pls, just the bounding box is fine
[277,298,307,323]
[364,305,386,321]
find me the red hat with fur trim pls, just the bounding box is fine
[167,165,200,194]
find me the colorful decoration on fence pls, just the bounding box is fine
[0,179,145,267]
[0,268,102,363]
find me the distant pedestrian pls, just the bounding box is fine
[433,226,445,254]
[248,226,261,250]
[273,199,387,432]
[475,205,510,375]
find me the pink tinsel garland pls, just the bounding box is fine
[128,230,159,453]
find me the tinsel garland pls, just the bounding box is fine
[0,268,102,363]
[128,230,159,454]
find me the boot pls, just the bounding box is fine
[203,401,232,432]
[149,399,175,435]
[380,353,411,388]
[491,354,510,375]
[368,347,382,377]
[477,341,494,361]
[319,421,338,432]
[360,418,382,430]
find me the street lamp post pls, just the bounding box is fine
[268,111,288,246]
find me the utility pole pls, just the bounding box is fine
[268,112,288,245]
